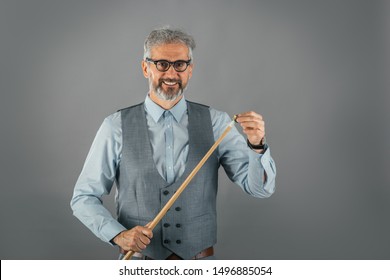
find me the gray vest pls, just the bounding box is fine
[116,101,219,259]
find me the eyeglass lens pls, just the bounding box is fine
[156,60,188,72]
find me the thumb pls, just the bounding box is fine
[142,222,153,238]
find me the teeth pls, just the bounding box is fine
[163,81,177,86]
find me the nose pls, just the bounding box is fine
[164,65,179,77]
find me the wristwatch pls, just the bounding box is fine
[247,137,266,150]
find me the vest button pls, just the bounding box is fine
[175,207,181,211]
[163,190,169,195]
[176,223,181,228]
[176,240,181,244]
[164,239,170,244]
[163,223,170,228]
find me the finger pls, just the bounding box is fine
[138,234,151,246]
[145,221,152,228]
[243,126,265,135]
[241,125,265,131]
[237,111,263,120]
[237,117,263,127]
[244,135,265,144]
[125,233,144,252]
[141,227,153,239]
[238,111,261,117]
[237,114,262,122]
[132,241,143,252]
[240,121,264,130]
[243,129,265,138]
[135,237,148,250]
[243,127,265,134]
[240,119,264,127]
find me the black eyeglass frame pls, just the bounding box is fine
[145,58,192,72]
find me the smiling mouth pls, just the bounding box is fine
[163,81,178,86]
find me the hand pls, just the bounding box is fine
[113,225,153,252]
[235,111,265,150]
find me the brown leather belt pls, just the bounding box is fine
[120,246,214,260]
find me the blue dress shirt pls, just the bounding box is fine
[71,95,276,243]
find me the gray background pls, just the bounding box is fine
[0,0,389,259]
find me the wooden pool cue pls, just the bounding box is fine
[122,116,237,260]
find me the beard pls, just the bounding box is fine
[149,77,187,101]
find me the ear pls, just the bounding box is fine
[188,63,194,79]
[188,63,195,79]
[142,60,149,78]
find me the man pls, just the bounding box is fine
[71,27,276,260]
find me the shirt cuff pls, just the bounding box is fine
[247,145,276,197]
[100,220,127,246]
[260,147,275,177]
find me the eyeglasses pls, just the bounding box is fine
[145,58,191,72]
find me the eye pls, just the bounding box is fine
[175,61,185,67]
[157,60,169,70]
[174,61,187,70]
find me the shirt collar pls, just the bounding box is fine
[144,94,187,123]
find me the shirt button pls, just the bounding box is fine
[176,223,181,228]
[175,207,181,211]
[176,240,181,244]
[163,223,170,228]
[164,239,170,244]
[163,190,169,195]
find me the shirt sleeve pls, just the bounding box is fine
[210,108,276,198]
[70,112,126,244]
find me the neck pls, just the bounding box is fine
[149,91,183,110]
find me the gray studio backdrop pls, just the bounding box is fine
[0,0,389,259]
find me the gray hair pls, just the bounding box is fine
[143,27,196,61]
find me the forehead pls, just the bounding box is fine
[150,43,190,60]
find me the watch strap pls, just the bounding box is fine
[247,137,266,150]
